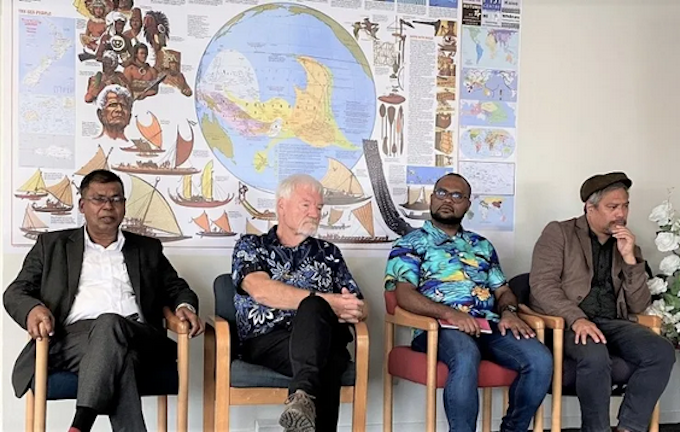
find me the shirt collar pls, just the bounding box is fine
[422,220,468,245]
[266,224,313,250]
[84,226,126,252]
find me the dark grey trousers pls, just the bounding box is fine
[564,318,676,432]
[49,313,176,432]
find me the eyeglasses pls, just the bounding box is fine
[433,188,469,203]
[84,196,126,206]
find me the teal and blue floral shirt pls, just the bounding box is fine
[232,226,362,341]
[385,221,506,321]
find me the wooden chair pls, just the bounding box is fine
[24,307,191,432]
[26,307,189,432]
[509,273,661,432]
[383,290,546,432]
[203,274,369,432]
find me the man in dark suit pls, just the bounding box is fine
[4,169,204,432]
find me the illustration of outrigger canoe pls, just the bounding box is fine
[319,201,390,243]
[122,175,190,242]
[320,158,371,206]
[399,186,432,220]
[120,112,165,157]
[32,176,74,215]
[20,205,48,240]
[15,169,48,200]
[319,208,348,230]
[245,218,263,235]
[114,121,199,176]
[238,182,277,221]
[75,145,113,177]
[168,160,234,208]
[192,210,236,237]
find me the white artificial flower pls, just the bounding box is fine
[647,277,668,295]
[655,232,680,252]
[673,218,680,234]
[649,200,674,227]
[675,322,680,334]
[646,298,669,317]
[660,254,680,276]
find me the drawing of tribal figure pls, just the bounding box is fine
[159,50,192,97]
[85,50,130,104]
[123,44,159,100]
[96,84,133,141]
[123,7,143,46]
[79,0,108,52]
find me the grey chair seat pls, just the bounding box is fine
[230,359,356,388]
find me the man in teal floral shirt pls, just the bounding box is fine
[385,173,552,432]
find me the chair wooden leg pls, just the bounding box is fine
[551,328,564,432]
[353,325,369,432]
[482,388,492,432]
[177,333,189,432]
[34,338,49,432]
[215,331,231,431]
[203,325,216,432]
[534,403,544,432]
[503,387,509,411]
[25,390,35,432]
[383,321,394,432]
[157,395,168,432]
[650,401,660,432]
[426,330,439,432]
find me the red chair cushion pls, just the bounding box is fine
[385,291,398,315]
[388,346,517,388]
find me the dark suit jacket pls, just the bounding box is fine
[3,227,199,397]
[529,215,650,328]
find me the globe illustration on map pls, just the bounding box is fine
[195,3,376,193]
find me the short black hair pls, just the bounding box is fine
[80,169,124,196]
[434,173,472,196]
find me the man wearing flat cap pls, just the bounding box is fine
[530,172,675,432]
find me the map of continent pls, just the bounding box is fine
[195,3,376,192]
[462,26,519,70]
[460,127,516,160]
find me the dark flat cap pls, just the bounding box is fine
[580,172,632,202]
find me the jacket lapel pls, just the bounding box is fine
[66,228,85,307]
[575,215,594,273]
[122,232,142,303]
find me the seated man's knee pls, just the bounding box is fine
[91,313,128,334]
[575,343,611,372]
[298,293,333,315]
[439,331,482,371]
[645,335,676,370]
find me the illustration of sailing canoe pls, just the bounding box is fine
[320,208,348,230]
[32,176,74,215]
[320,201,390,243]
[121,112,165,157]
[20,205,48,240]
[122,175,190,242]
[193,210,236,237]
[114,120,199,176]
[75,146,113,176]
[169,160,234,208]
[15,169,48,200]
[245,218,263,235]
[320,158,371,205]
[238,182,277,221]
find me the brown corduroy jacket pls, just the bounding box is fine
[529,215,650,328]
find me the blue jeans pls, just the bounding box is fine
[412,322,553,432]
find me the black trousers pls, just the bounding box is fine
[242,295,352,432]
[48,313,176,432]
[564,318,675,432]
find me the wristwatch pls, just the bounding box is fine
[502,304,518,314]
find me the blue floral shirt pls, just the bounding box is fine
[232,226,362,341]
[385,221,507,322]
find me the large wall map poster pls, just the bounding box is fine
[8,0,521,249]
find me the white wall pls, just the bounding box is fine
[2,0,680,430]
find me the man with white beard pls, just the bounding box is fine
[231,174,367,432]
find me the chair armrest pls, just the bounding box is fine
[353,320,369,347]
[630,314,662,330]
[517,312,544,330]
[388,306,439,332]
[210,316,232,359]
[163,306,189,335]
[519,305,565,329]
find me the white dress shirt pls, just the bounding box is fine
[65,228,142,325]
